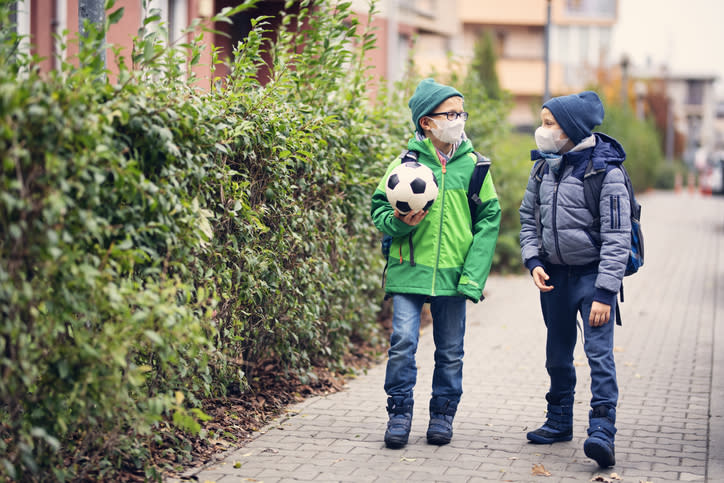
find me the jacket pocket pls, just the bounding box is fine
[609,195,621,230]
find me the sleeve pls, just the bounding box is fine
[519,166,542,270]
[370,161,417,238]
[457,173,502,302]
[594,167,631,304]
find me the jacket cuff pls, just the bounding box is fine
[594,288,617,307]
[525,257,544,275]
[457,278,482,303]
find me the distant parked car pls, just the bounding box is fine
[700,157,724,195]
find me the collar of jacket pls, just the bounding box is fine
[410,136,474,163]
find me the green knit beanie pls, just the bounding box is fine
[408,78,463,134]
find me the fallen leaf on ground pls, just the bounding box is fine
[532,463,551,476]
[590,474,622,483]
[400,456,417,462]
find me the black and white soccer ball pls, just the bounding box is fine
[385,162,439,215]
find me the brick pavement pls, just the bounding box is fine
[177,191,724,482]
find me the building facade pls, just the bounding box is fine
[457,0,617,128]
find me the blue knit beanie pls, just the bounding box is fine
[542,91,604,145]
[408,78,463,134]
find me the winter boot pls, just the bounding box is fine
[526,394,573,444]
[384,397,413,449]
[584,406,617,468]
[426,399,456,445]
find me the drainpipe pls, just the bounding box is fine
[387,0,398,91]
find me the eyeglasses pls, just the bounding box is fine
[427,111,469,121]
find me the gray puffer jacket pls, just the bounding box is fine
[519,133,630,305]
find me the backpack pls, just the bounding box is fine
[532,157,644,324]
[380,149,492,277]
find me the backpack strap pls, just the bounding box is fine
[582,157,632,326]
[468,151,491,217]
[400,149,418,164]
[531,158,546,233]
[582,157,608,229]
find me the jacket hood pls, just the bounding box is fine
[590,132,626,164]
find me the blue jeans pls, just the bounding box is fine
[540,264,618,409]
[384,294,467,409]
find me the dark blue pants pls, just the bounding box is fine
[540,264,618,409]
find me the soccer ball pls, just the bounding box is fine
[385,162,439,215]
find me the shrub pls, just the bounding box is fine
[0,0,401,479]
[598,101,665,193]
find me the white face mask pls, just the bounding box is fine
[535,127,568,153]
[430,117,465,144]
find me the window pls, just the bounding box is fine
[10,1,31,50]
[564,0,616,19]
[686,80,705,106]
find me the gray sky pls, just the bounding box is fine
[610,0,724,95]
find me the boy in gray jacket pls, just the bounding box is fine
[518,91,629,468]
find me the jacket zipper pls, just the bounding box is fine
[431,155,447,296]
[552,180,564,263]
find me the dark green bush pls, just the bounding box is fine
[0,0,539,479]
[598,101,665,193]
[653,159,687,190]
[0,0,400,479]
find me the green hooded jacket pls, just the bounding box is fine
[371,136,501,301]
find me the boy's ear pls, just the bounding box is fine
[419,116,433,132]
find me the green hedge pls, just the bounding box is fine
[0,1,399,479]
[0,0,522,479]
[598,100,665,193]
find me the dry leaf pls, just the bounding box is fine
[590,474,621,483]
[400,456,417,462]
[532,463,551,476]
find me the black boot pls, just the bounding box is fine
[426,398,456,446]
[527,394,573,444]
[584,406,617,468]
[384,397,413,449]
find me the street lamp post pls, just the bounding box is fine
[620,54,629,108]
[543,0,551,102]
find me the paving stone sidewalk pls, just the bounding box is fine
[177,191,724,482]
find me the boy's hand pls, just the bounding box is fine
[532,266,554,292]
[394,209,427,226]
[589,301,611,327]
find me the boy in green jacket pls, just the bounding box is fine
[370,78,501,448]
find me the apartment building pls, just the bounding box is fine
[665,74,719,168]
[457,0,618,128]
[349,0,618,128]
[8,0,297,87]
